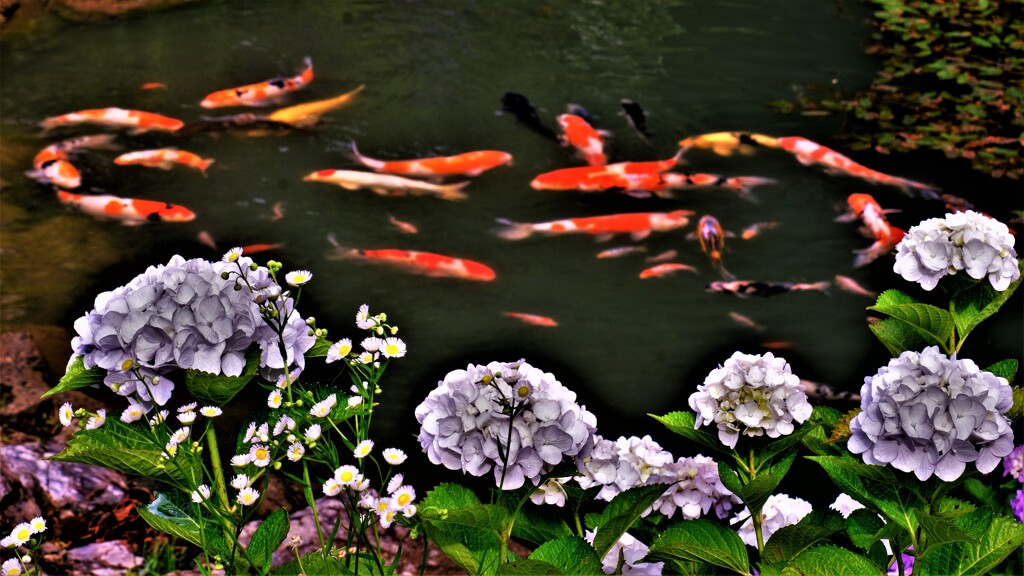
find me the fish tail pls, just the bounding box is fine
[199,158,215,175]
[813,281,832,295]
[725,177,774,203]
[348,141,384,171]
[494,218,533,240]
[748,133,781,148]
[300,56,314,82]
[72,134,120,151]
[325,232,359,260]
[439,181,471,201]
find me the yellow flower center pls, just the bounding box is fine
[121,358,135,371]
[17,528,30,540]
[516,385,530,398]
[340,471,354,483]
[397,493,412,507]
[256,448,269,461]
[385,344,399,355]
[338,344,352,356]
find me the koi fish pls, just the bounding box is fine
[240,242,285,254]
[498,92,558,141]
[596,245,647,259]
[113,148,215,174]
[495,210,694,242]
[688,215,736,279]
[270,201,285,221]
[677,131,767,156]
[532,166,771,201]
[388,214,418,234]
[800,379,860,403]
[56,191,195,225]
[835,193,905,267]
[741,221,781,240]
[140,82,167,90]
[760,341,795,350]
[503,312,558,327]
[566,103,596,127]
[557,113,607,166]
[265,84,365,128]
[940,193,974,213]
[303,169,471,201]
[728,312,764,331]
[200,57,314,108]
[26,134,118,189]
[326,233,495,281]
[646,249,678,263]
[834,275,877,298]
[639,262,698,278]
[707,280,830,297]
[351,144,513,177]
[40,108,185,134]
[197,230,218,250]
[620,99,649,138]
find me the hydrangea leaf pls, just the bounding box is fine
[421,482,483,511]
[983,359,1018,382]
[914,511,1024,575]
[510,502,573,547]
[526,536,604,575]
[962,478,1000,509]
[867,317,931,357]
[949,260,1024,341]
[418,488,505,576]
[590,483,669,561]
[1007,386,1024,420]
[727,452,796,519]
[498,559,563,575]
[846,509,886,551]
[760,522,841,564]
[248,508,290,573]
[916,509,978,559]
[757,427,810,465]
[644,518,750,575]
[781,545,880,575]
[873,288,920,307]
[867,300,954,350]
[41,355,105,399]
[273,552,355,575]
[808,454,921,533]
[135,491,203,548]
[649,411,729,455]
[184,345,262,407]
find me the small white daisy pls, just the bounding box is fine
[243,422,257,443]
[276,368,301,389]
[85,409,107,430]
[356,304,375,329]
[163,442,179,458]
[223,247,243,263]
[393,485,416,510]
[250,444,271,467]
[231,453,252,467]
[352,477,371,492]
[401,504,417,518]
[357,351,376,364]
[353,439,374,459]
[170,427,190,445]
[28,518,46,535]
[334,465,360,487]
[268,390,283,409]
[285,270,313,287]
[326,339,353,364]
[286,443,305,462]
[149,410,169,426]
[120,402,144,424]
[177,402,197,413]
[304,424,322,442]
[192,485,211,503]
[322,478,343,496]
[200,406,223,418]
[378,509,397,529]
[274,415,295,436]
[236,487,260,506]
[383,448,407,465]
[347,396,363,409]
[231,474,250,490]
[2,557,22,575]
[177,411,196,425]
[360,337,383,352]
[381,337,407,359]
[58,402,74,426]
[387,473,404,494]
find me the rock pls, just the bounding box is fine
[65,540,143,575]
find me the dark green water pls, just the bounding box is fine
[2,0,1020,451]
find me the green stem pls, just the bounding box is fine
[302,461,327,549]
[753,512,765,555]
[205,425,231,513]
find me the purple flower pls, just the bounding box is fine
[730,493,812,547]
[1003,444,1024,482]
[849,347,1014,481]
[1011,490,1024,523]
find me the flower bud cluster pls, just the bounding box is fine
[893,210,1019,291]
[848,346,1015,481]
[730,493,812,547]
[689,352,812,449]
[415,360,597,490]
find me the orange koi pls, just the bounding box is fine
[240,242,285,254]
[388,214,418,234]
[639,262,699,279]
[351,144,513,177]
[27,134,118,189]
[327,234,495,281]
[646,249,678,263]
[728,311,764,331]
[835,193,905,267]
[56,191,195,225]
[40,108,184,134]
[200,57,314,108]
[502,312,558,327]
[760,341,795,350]
[303,169,470,201]
[557,113,607,166]
[495,210,694,241]
[529,152,683,191]
[677,131,766,156]
[140,82,167,90]
[708,280,830,297]
[197,230,218,250]
[834,275,877,298]
[114,148,215,174]
[741,221,780,240]
[532,167,772,201]
[596,246,647,259]
[265,85,364,128]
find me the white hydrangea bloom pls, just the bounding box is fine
[731,493,813,547]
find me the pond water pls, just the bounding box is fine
[2,1,1020,457]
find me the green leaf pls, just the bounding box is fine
[807,455,922,534]
[916,509,977,558]
[591,484,669,561]
[527,537,604,575]
[499,559,563,575]
[868,317,931,356]
[984,359,1018,382]
[649,411,728,455]
[847,509,886,551]
[868,296,954,350]
[915,511,1024,575]
[510,503,573,547]
[728,452,796,519]
[136,491,203,548]
[782,545,881,575]
[421,482,483,510]
[41,355,104,398]
[273,551,355,575]
[185,345,262,407]
[418,491,505,576]
[760,522,841,564]
[949,260,1024,341]
[248,508,290,573]
[1007,386,1024,420]
[645,519,750,575]
[757,425,811,463]
[48,419,202,487]
[305,336,334,357]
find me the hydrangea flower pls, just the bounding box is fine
[829,493,865,519]
[1003,444,1024,482]
[731,493,812,547]
[585,530,664,575]
[415,359,597,490]
[848,346,1015,481]
[1011,490,1024,523]
[689,352,812,449]
[893,210,1019,291]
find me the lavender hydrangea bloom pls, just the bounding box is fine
[848,346,1014,481]
[415,360,597,490]
[585,530,663,575]
[1011,490,1024,524]
[689,352,813,449]
[1003,444,1024,482]
[731,493,812,547]
[894,210,1019,291]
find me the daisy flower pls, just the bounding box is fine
[326,339,353,364]
[347,396,363,408]
[223,247,243,263]
[304,424,322,442]
[28,518,45,535]
[236,487,260,506]
[287,443,305,462]
[361,337,383,352]
[393,485,416,510]
[163,442,179,458]
[401,504,417,518]
[353,439,374,459]
[243,422,257,443]
[2,558,21,575]
[231,453,252,467]
[85,409,107,430]
[357,351,376,364]
[253,423,270,443]
[274,415,295,436]
[250,444,271,467]
[310,395,336,418]
[381,337,406,359]
[170,427,190,445]
[231,474,250,490]
[383,448,407,465]
[58,402,74,426]
[387,473,404,494]
[276,368,301,389]
[322,478,343,497]
[378,509,397,529]
[334,465,360,487]
[285,270,312,287]
[192,485,211,503]
[356,304,376,329]
[177,411,196,425]
[120,401,144,424]
[149,410,169,425]
[177,402,197,413]
[6,524,32,547]
[353,477,370,492]
[268,390,283,409]
[200,406,223,418]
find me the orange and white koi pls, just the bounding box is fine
[529,152,683,191]
[327,233,495,281]
[240,242,285,254]
[708,280,830,297]
[40,108,184,134]
[639,262,698,279]
[114,148,215,174]
[56,191,195,225]
[728,311,764,331]
[835,193,905,267]
[502,312,558,327]
[351,144,513,177]
[687,215,736,279]
[834,275,877,298]
[303,169,471,201]
[265,85,364,128]
[532,167,772,201]
[557,113,607,166]
[388,214,418,234]
[596,245,647,259]
[741,221,781,240]
[26,134,117,189]
[495,210,694,242]
[646,249,678,263]
[200,57,314,108]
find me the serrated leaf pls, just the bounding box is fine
[915,511,1024,575]
[984,359,1018,382]
[783,545,881,575]
[916,509,977,557]
[511,503,573,547]
[874,289,920,306]
[41,355,105,398]
[649,411,729,455]
[758,426,811,462]
[421,482,483,511]
[645,519,750,575]
[847,509,886,551]
[184,345,262,407]
[807,455,922,532]
[273,551,356,575]
[527,536,604,575]
[868,317,931,356]
[248,508,290,573]
[305,336,334,357]
[760,522,841,564]
[499,559,563,575]
[136,491,203,548]
[592,484,669,561]
[418,492,506,576]
[867,300,954,349]
[949,260,1024,340]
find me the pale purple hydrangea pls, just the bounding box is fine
[829,493,865,519]
[730,493,812,547]
[415,359,597,490]
[848,346,1015,481]
[1011,490,1024,523]
[893,210,1019,291]
[1004,444,1024,482]
[585,530,663,575]
[689,352,813,449]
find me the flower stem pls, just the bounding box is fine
[302,461,327,550]
[205,425,231,512]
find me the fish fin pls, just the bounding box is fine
[494,218,533,240]
[630,230,651,241]
[881,208,902,215]
[200,159,215,175]
[833,212,859,223]
[439,181,471,201]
